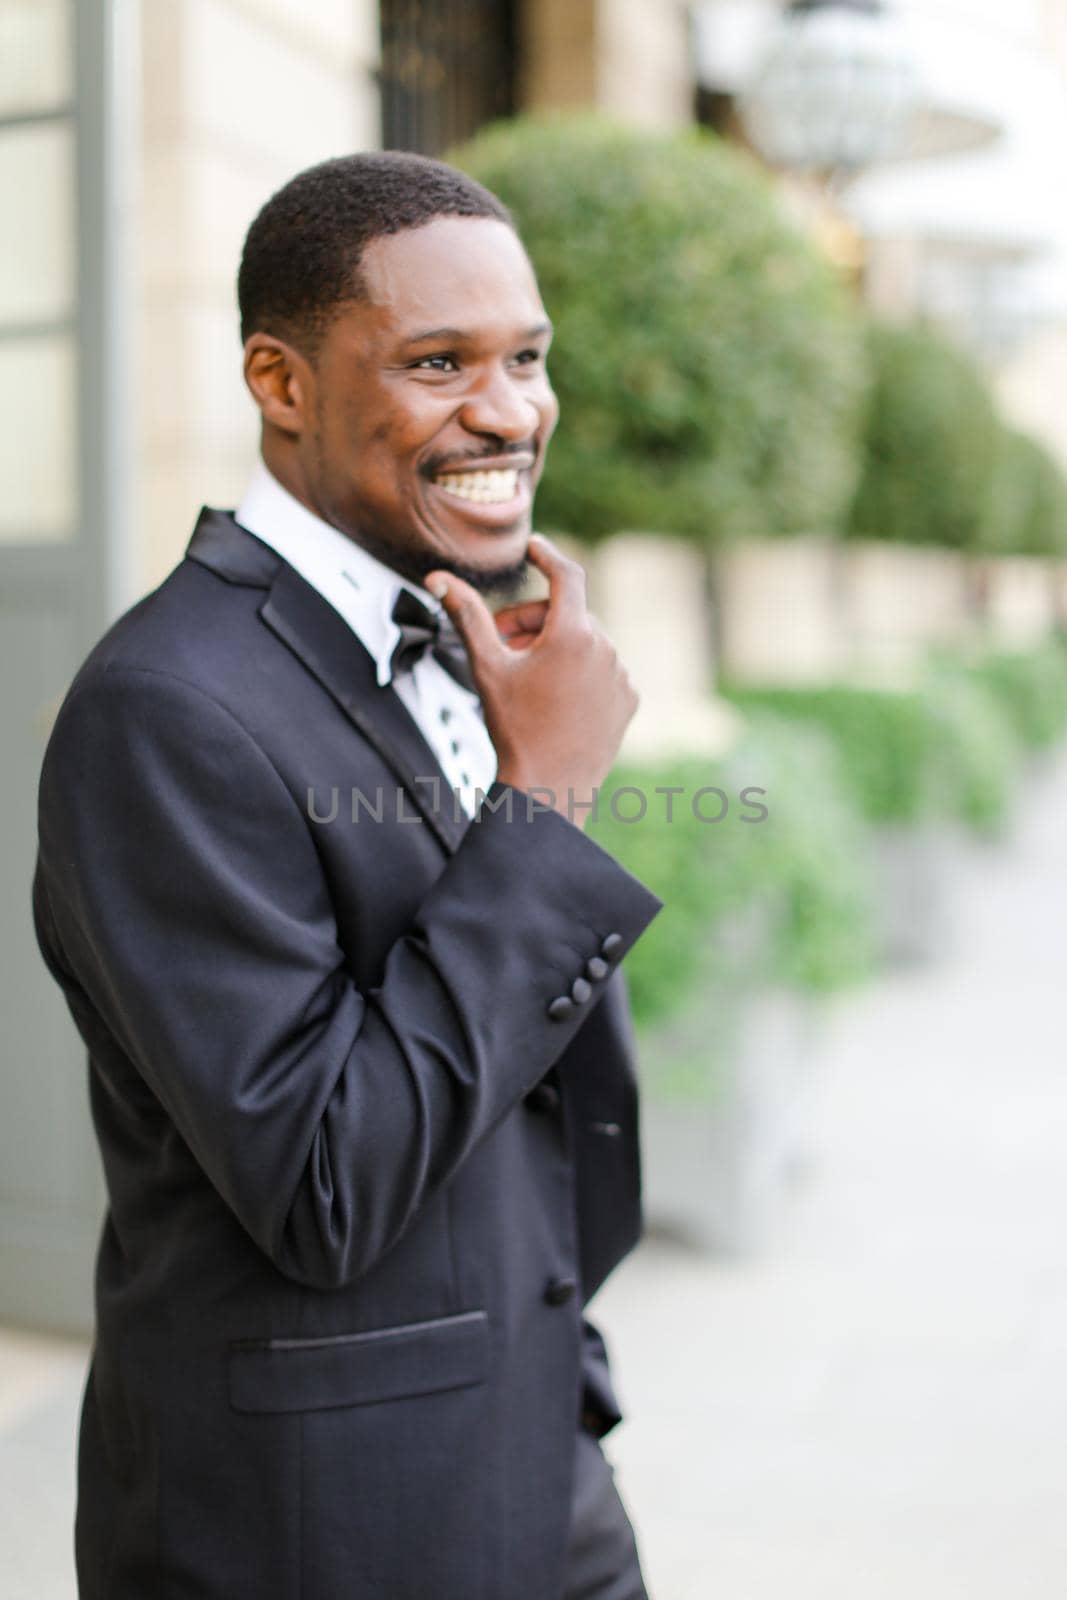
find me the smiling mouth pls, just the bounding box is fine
[432,468,522,505]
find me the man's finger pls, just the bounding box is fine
[425,571,508,668]
[523,534,587,634]
[494,599,549,641]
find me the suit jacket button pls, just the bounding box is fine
[600,932,623,959]
[524,1081,561,1113]
[585,956,610,981]
[570,976,592,1005]
[547,995,575,1022]
[544,1276,578,1307]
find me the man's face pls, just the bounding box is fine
[293,216,559,591]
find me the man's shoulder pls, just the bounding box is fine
[67,528,276,713]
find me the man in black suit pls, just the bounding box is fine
[33,152,662,1599]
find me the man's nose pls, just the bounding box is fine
[459,366,541,441]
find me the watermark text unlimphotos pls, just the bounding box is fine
[306,778,769,827]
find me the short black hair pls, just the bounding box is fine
[237,151,513,356]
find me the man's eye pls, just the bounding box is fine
[413,354,457,372]
[512,349,542,366]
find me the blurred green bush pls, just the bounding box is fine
[588,718,873,1040]
[726,682,935,825]
[452,114,867,544]
[958,638,1067,750]
[734,713,875,993]
[983,428,1067,557]
[588,758,761,1035]
[724,674,1017,837]
[846,321,1000,551]
[585,637,1067,1093]
[920,666,1018,835]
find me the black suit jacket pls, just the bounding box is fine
[32,510,662,1600]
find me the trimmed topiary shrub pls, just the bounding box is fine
[451,114,867,543]
[983,426,1067,557]
[847,321,1000,551]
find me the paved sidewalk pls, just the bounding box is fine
[0,1327,87,1600]
[595,753,1067,1599]
[5,755,1067,1598]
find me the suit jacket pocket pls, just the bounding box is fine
[227,1308,489,1414]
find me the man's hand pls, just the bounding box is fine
[426,535,638,826]
[492,597,549,652]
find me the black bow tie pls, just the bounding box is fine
[388,587,475,694]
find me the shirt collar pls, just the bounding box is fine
[234,460,441,688]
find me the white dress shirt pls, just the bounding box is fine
[235,462,497,819]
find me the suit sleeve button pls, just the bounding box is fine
[524,1081,561,1113]
[547,995,575,1022]
[600,932,623,959]
[570,976,592,1005]
[585,956,610,981]
[544,1276,578,1306]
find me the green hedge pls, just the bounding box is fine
[587,759,763,1033]
[984,428,1067,558]
[960,638,1067,750]
[847,321,1000,551]
[732,713,875,993]
[452,114,867,544]
[725,682,941,825]
[921,666,1018,835]
[588,719,873,1038]
[724,674,1017,837]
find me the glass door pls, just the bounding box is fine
[0,0,121,1333]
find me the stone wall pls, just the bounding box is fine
[521,0,692,130]
[134,0,379,595]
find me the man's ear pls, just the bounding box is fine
[243,333,312,437]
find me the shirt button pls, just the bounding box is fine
[547,996,575,1022]
[570,977,592,1005]
[544,1276,577,1307]
[586,956,610,982]
[600,932,623,959]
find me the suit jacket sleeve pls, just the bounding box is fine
[34,664,662,1290]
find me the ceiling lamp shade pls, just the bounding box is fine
[739,0,920,179]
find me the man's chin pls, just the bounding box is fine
[342,518,530,601]
[399,544,529,601]
[440,556,529,601]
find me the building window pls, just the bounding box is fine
[379,0,519,157]
[0,0,77,545]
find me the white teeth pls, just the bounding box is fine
[433,469,519,504]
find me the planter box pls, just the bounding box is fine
[869,821,970,966]
[637,968,818,1257]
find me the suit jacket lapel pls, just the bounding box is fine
[187,507,469,854]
